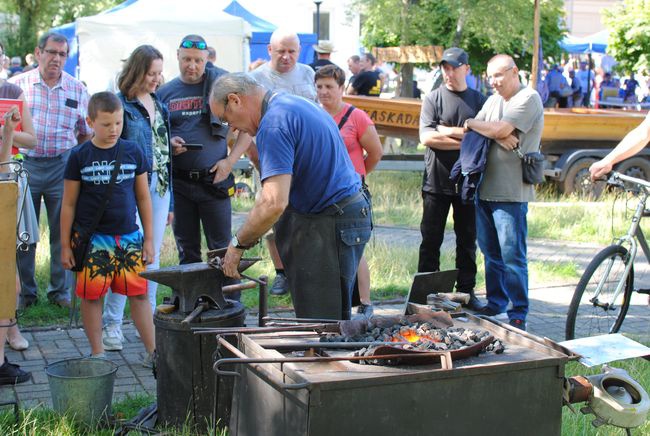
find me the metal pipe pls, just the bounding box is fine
[258,275,268,327]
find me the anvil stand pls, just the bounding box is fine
[114,249,268,435]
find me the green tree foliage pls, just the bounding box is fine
[603,0,650,74]
[0,0,121,58]
[353,0,566,95]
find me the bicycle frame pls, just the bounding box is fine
[590,172,650,309]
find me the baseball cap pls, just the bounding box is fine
[440,47,468,68]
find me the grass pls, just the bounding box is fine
[0,393,228,435]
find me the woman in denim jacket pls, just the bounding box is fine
[102,45,172,354]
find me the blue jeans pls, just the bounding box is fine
[476,200,529,321]
[103,173,170,327]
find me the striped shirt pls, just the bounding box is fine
[10,69,91,157]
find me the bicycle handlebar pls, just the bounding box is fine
[608,171,650,191]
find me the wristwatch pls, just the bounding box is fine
[231,234,255,250]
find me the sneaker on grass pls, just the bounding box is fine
[102,324,124,351]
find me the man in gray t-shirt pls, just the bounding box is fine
[249,30,316,101]
[248,29,317,296]
[464,54,544,331]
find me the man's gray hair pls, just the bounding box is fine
[210,73,261,104]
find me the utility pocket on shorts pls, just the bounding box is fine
[340,226,372,247]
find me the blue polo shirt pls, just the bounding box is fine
[256,93,360,214]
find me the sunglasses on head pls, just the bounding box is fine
[180,40,207,50]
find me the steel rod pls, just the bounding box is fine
[221,281,258,294]
[258,275,268,327]
[192,324,335,335]
[263,316,341,324]
[258,341,413,350]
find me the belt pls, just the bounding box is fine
[172,167,211,182]
[320,191,365,215]
[24,154,66,161]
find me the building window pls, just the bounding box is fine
[313,12,330,40]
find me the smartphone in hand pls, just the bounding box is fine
[183,143,204,151]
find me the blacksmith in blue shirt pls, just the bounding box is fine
[210,73,371,320]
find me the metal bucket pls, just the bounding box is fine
[45,357,118,425]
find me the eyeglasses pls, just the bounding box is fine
[43,49,68,58]
[180,40,207,50]
[487,66,514,82]
[219,97,231,126]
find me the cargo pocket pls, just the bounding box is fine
[340,226,372,247]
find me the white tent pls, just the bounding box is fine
[76,0,251,94]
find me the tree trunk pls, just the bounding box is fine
[399,63,414,98]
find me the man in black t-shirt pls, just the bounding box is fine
[309,40,336,72]
[346,53,381,97]
[157,34,251,265]
[418,47,486,311]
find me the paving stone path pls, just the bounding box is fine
[1,216,648,412]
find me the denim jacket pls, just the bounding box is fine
[118,92,173,209]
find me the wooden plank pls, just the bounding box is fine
[0,181,17,318]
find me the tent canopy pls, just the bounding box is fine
[223,0,275,32]
[51,0,139,77]
[222,0,316,65]
[75,0,251,94]
[560,30,609,54]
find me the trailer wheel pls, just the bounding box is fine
[562,158,604,198]
[615,157,650,181]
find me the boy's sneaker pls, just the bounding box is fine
[352,303,374,320]
[102,324,124,351]
[0,357,31,385]
[142,351,155,369]
[509,319,527,331]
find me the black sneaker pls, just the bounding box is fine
[463,295,485,312]
[18,296,37,310]
[509,319,527,331]
[475,306,507,320]
[0,357,31,385]
[270,273,289,296]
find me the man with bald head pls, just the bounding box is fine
[464,54,544,331]
[249,29,317,295]
[249,29,316,101]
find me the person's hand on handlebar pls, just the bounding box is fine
[589,159,613,181]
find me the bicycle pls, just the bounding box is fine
[565,171,650,340]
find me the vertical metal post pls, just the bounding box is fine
[258,275,268,327]
[314,1,323,41]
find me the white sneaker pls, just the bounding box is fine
[102,324,124,351]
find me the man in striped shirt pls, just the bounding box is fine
[10,32,92,308]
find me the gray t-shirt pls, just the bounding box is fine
[476,86,544,202]
[157,76,228,171]
[249,62,316,101]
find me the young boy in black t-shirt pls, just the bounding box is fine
[61,92,155,363]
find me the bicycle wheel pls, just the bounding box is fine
[565,245,634,340]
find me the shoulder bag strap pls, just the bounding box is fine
[337,105,356,130]
[84,143,124,233]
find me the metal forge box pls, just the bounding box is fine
[221,314,571,436]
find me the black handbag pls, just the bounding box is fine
[515,148,545,185]
[70,144,123,272]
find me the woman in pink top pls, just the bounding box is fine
[315,64,383,318]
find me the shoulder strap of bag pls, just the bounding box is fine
[84,143,124,233]
[337,105,356,130]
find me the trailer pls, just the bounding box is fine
[343,95,649,196]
